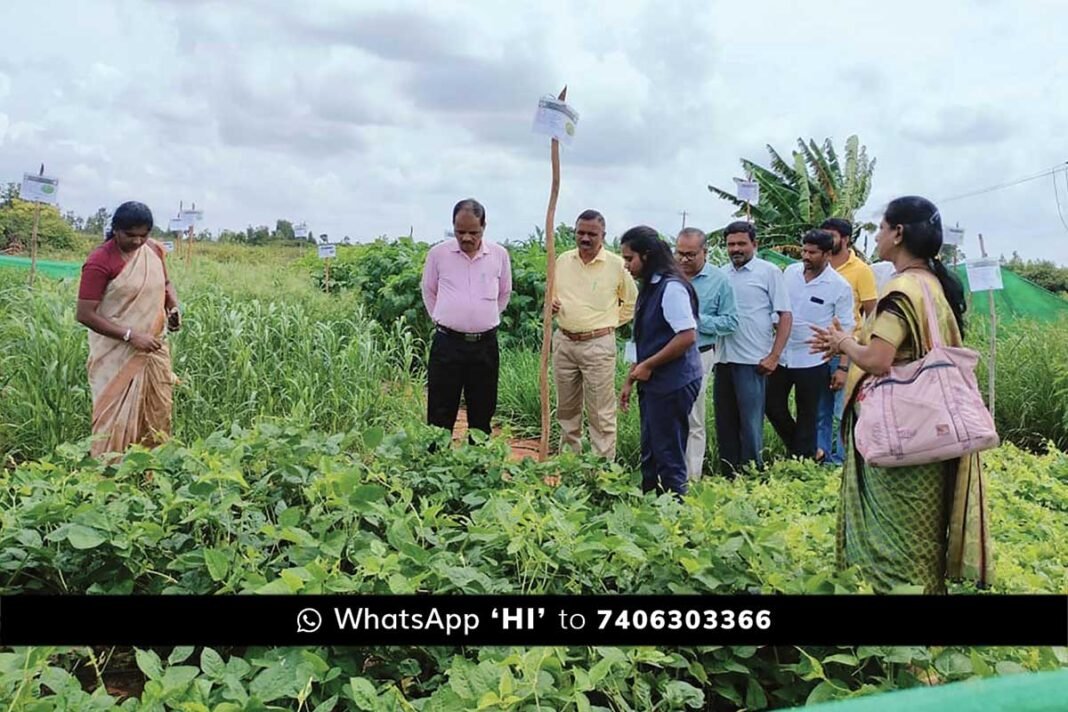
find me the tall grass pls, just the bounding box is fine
[0,265,421,462]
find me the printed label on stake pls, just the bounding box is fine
[734,178,760,205]
[966,258,1003,292]
[294,224,310,239]
[944,226,965,247]
[19,174,60,205]
[532,96,579,145]
[162,241,175,253]
[168,218,187,233]
[318,244,336,259]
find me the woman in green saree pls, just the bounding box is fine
[808,196,993,594]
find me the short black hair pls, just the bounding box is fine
[576,209,606,229]
[820,218,852,241]
[453,198,486,227]
[801,229,835,252]
[723,221,756,243]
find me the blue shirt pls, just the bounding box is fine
[716,257,791,365]
[690,262,738,349]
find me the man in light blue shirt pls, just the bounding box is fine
[766,229,854,459]
[714,221,792,476]
[676,227,738,479]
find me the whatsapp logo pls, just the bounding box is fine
[41,185,55,194]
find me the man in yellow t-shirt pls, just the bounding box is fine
[818,218,878,466]
[550,209,638,460]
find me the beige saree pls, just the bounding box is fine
[87,241,176,457]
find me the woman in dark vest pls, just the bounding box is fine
[619,226,704,496]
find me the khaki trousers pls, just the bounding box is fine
[685,347,717,479]
[552,330,617,460]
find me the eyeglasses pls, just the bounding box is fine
[674,250,702,261]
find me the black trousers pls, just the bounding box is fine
[765,363,829,459]
[426,330,499,435]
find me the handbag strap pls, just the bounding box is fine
[910,273,945,350]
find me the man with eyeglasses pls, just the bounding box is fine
[675,228,738,479]
[549,209,638,460]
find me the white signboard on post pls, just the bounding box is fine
[168,218,186,233]
[294,224,309,239]
[966,258,1003,292]
[162,240,175,252]
[944,226,965,247]
[20,174,60,205]
[532,95,579,145]
[318,243,336,259]
[734,178,760,205]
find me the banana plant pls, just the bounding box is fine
[708,135,876,247]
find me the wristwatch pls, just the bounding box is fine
[837,363,849,372]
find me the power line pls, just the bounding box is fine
[939,163,1067,204]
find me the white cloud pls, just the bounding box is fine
[0,0,1066,264]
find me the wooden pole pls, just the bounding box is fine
[27,164,44,287]
[978,233,996,416]
[324,258,331,294]
[538,85,567,462]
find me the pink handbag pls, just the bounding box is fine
[853,276,999,467]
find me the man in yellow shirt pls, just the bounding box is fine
[551,209,638,460]
[819,218,878,466]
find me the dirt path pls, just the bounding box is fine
[452,407,542,461]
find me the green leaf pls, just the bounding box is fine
[574,691,591,712]
[67,524,106,550]
[200,648,226,680]
[823,653,859,667]
[168,646,195,665]
[970,650,994,677]
[363,426,384,450]
[995,661,1027,676]
[745,678,768,710]
[161,665,199,696]
[250,663,298,702]
[349,677,379,710]
[664,680,704,709]
[313,695,340,712]
[806,681,842,705]
[135,648,164,681]
[934,651,973,678]
[204,549,230,582]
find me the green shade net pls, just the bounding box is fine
[0,255,81,279]
[755,249,1068,323]
[791,669,1068,712]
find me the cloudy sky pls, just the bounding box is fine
[2,0,1067,262]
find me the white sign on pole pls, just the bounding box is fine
[944,226,965,246]
[734,178,760,205]
[168,217,187,233]
[294,223,309,239]
[162,240,175,253]
[532,95,579,145]
[20,174,60,205]
[318,244,336,259]
[966,258,1004,292]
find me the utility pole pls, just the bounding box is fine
[679,210,688,231]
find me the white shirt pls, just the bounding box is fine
[782,262,855,369]
[650,273,696,332]
[872,261,896,296]
[716,257,791,365]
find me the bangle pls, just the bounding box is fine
[122,328,132,342]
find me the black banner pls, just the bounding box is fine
[1,595,1065,646]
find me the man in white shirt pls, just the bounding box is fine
[714,221,792,476]
[766,229,855,459]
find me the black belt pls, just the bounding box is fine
[699,344,715,353]
[436,325,497,342]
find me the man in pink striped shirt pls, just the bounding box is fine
[421,198,513,437]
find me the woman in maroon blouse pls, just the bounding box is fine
[76,202,181,457]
